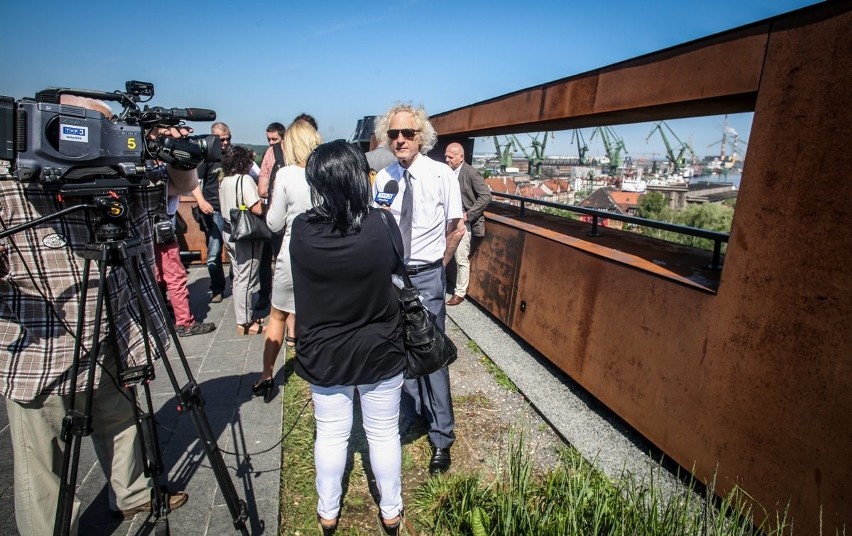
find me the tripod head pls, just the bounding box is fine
[0,185,140,249]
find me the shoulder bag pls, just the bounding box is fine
[378,210,458,379]
[230,175,271,242]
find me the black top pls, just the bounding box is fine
[290,209,405,387]
[196,160,222,210]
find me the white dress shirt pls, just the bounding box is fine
[373,153,463,265]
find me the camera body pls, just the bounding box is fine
[0,81,220,192]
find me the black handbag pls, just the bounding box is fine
[229,175,271,242]
[378,210,458,379]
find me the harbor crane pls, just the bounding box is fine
[590,126,627,174]
[570,129,589,164]
[646,121,694,173]
[492,136,515,173]
[708,115,748,165]
[510,132,552,178]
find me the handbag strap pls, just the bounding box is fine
[234,174,246,209]
[377,209,415,289]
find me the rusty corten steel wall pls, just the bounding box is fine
[450,2,851,531]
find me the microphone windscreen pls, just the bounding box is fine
[183,108,217,121]
[384,180,399,194]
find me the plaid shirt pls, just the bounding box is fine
[0,179,169,402]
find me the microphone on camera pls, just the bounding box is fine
[170,108,217,121]
[375,179,399,206]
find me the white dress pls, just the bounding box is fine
[266,165,313,313]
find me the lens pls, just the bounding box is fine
[387,129,419,140]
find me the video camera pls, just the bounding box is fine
[0,80,220,192]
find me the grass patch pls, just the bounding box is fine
[278,358,838,536]
[478,355,518,392]
[465,337,517,393]
[278,361,319,534]
[409,432,847,536]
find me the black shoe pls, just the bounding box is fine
[251,378,274,403]
[429,447,451,475]
[176,322,216,337]
[379,512,402,535]
[318,514,338,535]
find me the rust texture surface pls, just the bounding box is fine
[459,2,852,531]
[432,22,770,136]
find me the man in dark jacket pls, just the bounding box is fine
[190,122,231,303]
[444,142,492,305]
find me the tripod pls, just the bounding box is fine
[1,190,249,535]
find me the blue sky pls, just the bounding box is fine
[2,0,819,161]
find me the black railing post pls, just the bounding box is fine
[589,215,600,237]
[519,200,526,217]
[710,240,723,271]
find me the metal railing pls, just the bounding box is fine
[491,192,729,270]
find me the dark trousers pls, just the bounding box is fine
[401,264,455,448]
[257,233,283,309]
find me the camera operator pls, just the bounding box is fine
[0,95,194,535]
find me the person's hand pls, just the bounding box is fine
[198,199,214,215]
[147,125,193,140]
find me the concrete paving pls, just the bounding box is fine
[0,267,682,535]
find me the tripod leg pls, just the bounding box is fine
[54,257,109,536]
[124,244,249,535]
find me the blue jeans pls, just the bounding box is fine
[204,210,226,295]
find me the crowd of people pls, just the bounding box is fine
[0,98,492,535]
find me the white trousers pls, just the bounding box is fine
[310,373,404,520]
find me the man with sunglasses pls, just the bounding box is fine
[372,103,465,475]
[191,122,232,303]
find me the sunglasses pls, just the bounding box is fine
[387,129,420,141]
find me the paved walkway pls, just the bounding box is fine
[0,267,679,535]
[0,267,281,536]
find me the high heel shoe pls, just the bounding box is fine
[382,509,415,535]
[251,378,274,403]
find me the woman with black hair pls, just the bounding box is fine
[219,145,265,335]
[289,140,406,535]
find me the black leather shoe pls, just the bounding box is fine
[429,447,451,475]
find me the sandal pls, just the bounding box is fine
[236,320,264,336]
[285,335,297,348]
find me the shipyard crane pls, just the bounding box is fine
[570,129,589,164]
[590,126,627,174]
[646,121,694,173]
[708,115,748,165]
[510,132,552,178]
[492,136,515,173]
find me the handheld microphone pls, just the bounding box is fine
[375,179,399,206]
